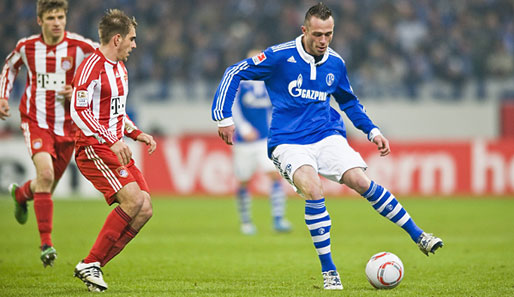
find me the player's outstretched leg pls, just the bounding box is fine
[74,261,108,292]
[40,244,57,267]
[9,183,28,224]
[362,181,443,255]
[305,198,343,290]
[237,186,256,235]
[269,180,291,232]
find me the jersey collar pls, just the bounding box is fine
[295,35,329,66]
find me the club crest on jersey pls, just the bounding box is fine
[252,52,267,65]
[61,56,73,71]
[32,139,43,150]
[326,73,335,86]
[288,74,328,101]
[76,91,88,107]
[116,167,129,178]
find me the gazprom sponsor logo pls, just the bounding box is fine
[288,74,328,101]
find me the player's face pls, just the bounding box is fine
[117,26,137,62]
[38,9,66,44]
[301,16,334,56]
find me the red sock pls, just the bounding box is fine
[16,180,33,204]
[33,192,53,247]
[84,206,132,265]
[101,225,138,266]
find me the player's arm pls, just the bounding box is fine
[212,49,273,145]
[333,60,390,156]
[232,93,258,142]
[124,114,156,155]
[0,46,25,120]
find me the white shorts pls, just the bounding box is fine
[233,139,276,181]
[271,134,367,192]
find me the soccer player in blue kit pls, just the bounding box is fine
[232,49,291,235]
[212,2,443,290]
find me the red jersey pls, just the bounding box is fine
[0,32,97,137]
[71,49,141,147]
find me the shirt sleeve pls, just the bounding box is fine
[0,44,25,100]
[332,59,378,135]
[211,48,274,122]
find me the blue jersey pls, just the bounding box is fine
[212,35,378,157]
[233,80,270,143]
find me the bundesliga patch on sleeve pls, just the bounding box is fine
[76,90,89,107]
[251,52,267,65]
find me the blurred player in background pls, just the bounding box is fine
[213,2,443,290]
[70,9,156,292]
[0,0,97,267]
[232,49,291,235]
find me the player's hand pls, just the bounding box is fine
[372,134,390,156]
[218,125,235,145]
[0,98,10,120]
[110,140,132,165]
[242,128,259,142]
[58,85,73,101]
[136,132,157,155]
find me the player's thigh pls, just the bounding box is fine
[316,135,367,183]
[75,144,139,205]
[233,143,260,181]
[271,143,318,192]
[52,139,75,181]
[21,121,57,159]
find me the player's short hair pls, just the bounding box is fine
[304,2,332,25]
[98,9,138,45]
[37,0,68,18]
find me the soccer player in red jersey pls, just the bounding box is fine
[0,0,97,267]
[70,9,156,292]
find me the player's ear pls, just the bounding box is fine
[301,25,307,34]
[113,34,121,46]
[37,16,42,26]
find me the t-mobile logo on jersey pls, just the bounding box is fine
[111,97,125,115]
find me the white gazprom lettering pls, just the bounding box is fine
[288,74,328,101]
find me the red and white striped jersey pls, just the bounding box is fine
[0,32,97,137]
[71,49,141,147]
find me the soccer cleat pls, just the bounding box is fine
[417,232,444,256]
[322,270,343,290]
[74,261,108,292]
[9,183,28,224]
[40,245,57,267]
[240,222,256,235]
[273,217,292,233]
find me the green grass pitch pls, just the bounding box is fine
[0,195,513,296]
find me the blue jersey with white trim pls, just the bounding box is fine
[212,35,378,157]
[233,80,270,142]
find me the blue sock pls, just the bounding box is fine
[305,198,336,272]
[270,180,285,221]
[363,181,423,242]
[237,186,252,224]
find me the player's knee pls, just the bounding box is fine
[345,171,371,194]
[36,168,55,189]
[140,199,153,221]
[120,191,145,216]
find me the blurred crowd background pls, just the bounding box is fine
[1,0,513,103]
